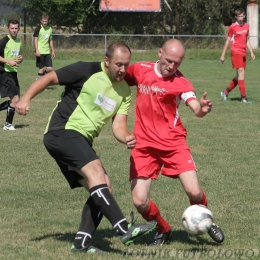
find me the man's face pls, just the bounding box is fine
[8,23,20,39]
[236,13,245,24]
[157,47,183,77]
[104,49,131,82]
[41,19,49,27]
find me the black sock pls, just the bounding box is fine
[38,73,44,77]
[6,105,15,124]
[89,184,129,235]
[74,197,103,249]
[0,100,10,111]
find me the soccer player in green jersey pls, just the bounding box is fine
[33,14,55,79]
[0,19,23,130]
[16,42,156,253]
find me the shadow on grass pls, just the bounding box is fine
[31,228,123,254]
[31,228,221,254]
[14,124,29,129]
[135,229,222,247]
[44,87,56,91]
[228,97,246,102]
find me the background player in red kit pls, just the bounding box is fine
[220,8,255,103]
[124,39,225,246]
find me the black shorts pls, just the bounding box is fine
[43,129,99,189]
[36,54,52,68]
[0,72,20,98]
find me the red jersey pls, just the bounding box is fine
[228,22,249,56]
[125,61,197,150]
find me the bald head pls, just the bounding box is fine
[161,39,185,59]
[157,39,185,77]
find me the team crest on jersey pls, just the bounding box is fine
[94,92,116,112]
[138,84,168,96]
[11,50,19,56]
[42,34,50,39]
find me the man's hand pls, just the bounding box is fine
[15,100,30,115]
[200,92,212,113]
[126,135,136,149]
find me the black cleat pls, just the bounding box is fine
[120,220,157,245]
[208,223,225,243]
[149,229,172,246]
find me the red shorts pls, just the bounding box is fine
[130,145,197,180]
[231,54,246,69]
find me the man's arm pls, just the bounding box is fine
[49,38,55,59]
[0,56,19,67]
[16,71,59,115]
[187,92,212,118]
[220,36,231,63]
[112,113,136,149]
[34,37,40,57]
[246,38,256,60]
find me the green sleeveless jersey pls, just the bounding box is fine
[0,35,22,72]
[33,25,52,54]
[44,62,132,142]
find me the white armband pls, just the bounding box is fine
[181,91,197,102]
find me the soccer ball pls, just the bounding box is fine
[182,204,213,235]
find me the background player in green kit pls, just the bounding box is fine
[33,14,55,79]
[15,42,156,253]
[0,19,23,130]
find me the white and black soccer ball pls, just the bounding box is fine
[182,204,213,235]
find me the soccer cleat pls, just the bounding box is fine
[149,229,172,246]
[3,123,16,130]
[208,223,225,243]
[220,91,228,101]
[120,220,157,245]
[241,99,252,104]
[71,245,107,254]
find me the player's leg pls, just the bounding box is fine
[221,55,239,101]
[232,55,251,103]
[237,63,251,103]
[44,54,53,74]
[179,171,224,243]
[131,178,172,246]
[178,170,207,205]
[36,55,45,79]
[1,73,20,130]
[130,148,171,246]
[43,130,156,251]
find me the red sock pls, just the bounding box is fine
[140,200,171,233]
[237,80,246,97]
[189,189,208,207]
[224,78,237,94]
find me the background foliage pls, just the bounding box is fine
[0,0,251,34]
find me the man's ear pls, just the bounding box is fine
[158,48,162,59]
[104,56,109,67]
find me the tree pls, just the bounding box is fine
[2,0,250,35]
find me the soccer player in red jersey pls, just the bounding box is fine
[124,39,225,246]
[220,8,255,103]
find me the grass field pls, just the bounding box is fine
[1,50,260,260]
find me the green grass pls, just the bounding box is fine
[1,51,260,259]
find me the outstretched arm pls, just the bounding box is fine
[187,92,212,118]
[15,71,59,115]
[112,113,136,149]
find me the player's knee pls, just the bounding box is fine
[132,196,149,211]
[188,190,202,202]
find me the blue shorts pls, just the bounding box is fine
[43,129,99,189]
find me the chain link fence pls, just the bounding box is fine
[1,33,259,59]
